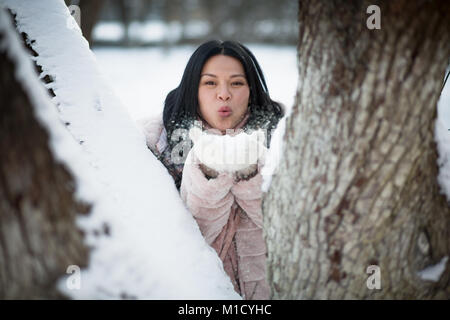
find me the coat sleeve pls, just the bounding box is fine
[180,151,235,245]
[137,113,164,153]
[230,165,264,228]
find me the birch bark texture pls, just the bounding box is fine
[0,13,90,299]
[264,0,450,299]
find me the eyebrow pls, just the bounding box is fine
[200,73,246,78]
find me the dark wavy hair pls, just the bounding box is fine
[163,40,284,149]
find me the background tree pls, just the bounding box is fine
[264,0,450,299]
[72,0,298,47]
[76,0,105,46]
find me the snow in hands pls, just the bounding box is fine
[187,126,267,173]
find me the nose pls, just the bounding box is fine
[217,84,231,101]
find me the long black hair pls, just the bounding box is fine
[163,40,284,149]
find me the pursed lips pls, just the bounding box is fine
[218,106,232,117]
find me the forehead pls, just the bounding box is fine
[201,54,245,75]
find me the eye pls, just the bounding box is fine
[231,81,245,87]
[204,80,216,86]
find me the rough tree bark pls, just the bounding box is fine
[264,0,450,299]
[0,12,90,299]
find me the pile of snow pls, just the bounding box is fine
[1,0,240,299]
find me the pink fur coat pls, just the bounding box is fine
[139,114,270,299]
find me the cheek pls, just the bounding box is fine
[198,90,217,121]
[237,88,250,106]
[198,88,205,105]
[198,89,209,110]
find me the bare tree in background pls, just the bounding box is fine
[0,11,90,299]
[264,0,450,299]
[78,0,105,46]
[76,0,298,46]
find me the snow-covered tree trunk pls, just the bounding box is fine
[0,0,240,299]
[264,0,450,299]
[0,13,90,299]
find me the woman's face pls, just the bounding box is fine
[198,54,250,132]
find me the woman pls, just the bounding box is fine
[140,40,284,299]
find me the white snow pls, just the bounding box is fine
[129,20,167,43]
[187,127,267,173]
[1,0,240,299]
[261,115,287,192]
[92,21,125,42]
[417,256,449,282]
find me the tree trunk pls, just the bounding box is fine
[78,0,105,46]
[264,0,450,299]
[0,12,90,299]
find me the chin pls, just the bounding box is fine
[214,120,233,131]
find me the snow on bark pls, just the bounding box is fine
[264,0,450,299]
[435,74,450,202]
